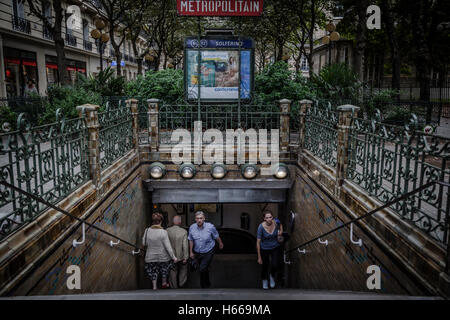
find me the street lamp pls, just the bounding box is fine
[91,18,109,72]
[322,22,340,65]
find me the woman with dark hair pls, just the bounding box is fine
[256,210,283,289]
[142,212,178,290]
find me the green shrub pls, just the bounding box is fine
[254,61,317,104]
[77,67,126,97]
[40,86,102,124]
[125,69,184,104]
[310,63,363,106]
[0,105,17,131]
[364,89,399,118]
[383,106,413,126]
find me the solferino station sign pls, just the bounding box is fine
[177,0,263,16]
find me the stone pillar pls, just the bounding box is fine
[77,104,101,188]
[126,98,139,152]
[147,98,160,152]
[335,105,360,192]
[298,99,312,159]
[279,99,291,152]
[36,47,46,95]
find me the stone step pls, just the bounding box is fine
[2,288,441,300]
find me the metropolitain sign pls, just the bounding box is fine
[177,0,263,16]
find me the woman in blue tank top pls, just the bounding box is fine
[256,210,283,289]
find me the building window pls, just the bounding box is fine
[45,55,59,86]
[82,19,89,41]
[82,19,92,51]
[4,47,38,97]
[300,55,309,71]
[12,0,25,18]
[42,1,53,39]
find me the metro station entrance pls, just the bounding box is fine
[144,177,292,288]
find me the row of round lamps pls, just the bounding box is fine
[149,163,289,180]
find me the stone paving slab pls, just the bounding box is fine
[1,288,442,300]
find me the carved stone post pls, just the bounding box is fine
[77,104,101,188]
[147,98,160,152]
[279,99,291,152]
[298,99,312,160]
[335,105,360,193]
[126,98,139,153]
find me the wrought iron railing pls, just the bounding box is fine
[0,97,46,127]
[285,180,450,271]
[65,33,77,47]
[12,15,31,34]
[304,101,338,167]
[0,111,89,240]
[158,103,281,145]
[347,110,450,243]
[98,102,134,170]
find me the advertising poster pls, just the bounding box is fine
[186,49,252,100]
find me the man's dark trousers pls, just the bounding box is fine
[195,248,215,288]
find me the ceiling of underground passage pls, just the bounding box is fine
[143,178,293,203]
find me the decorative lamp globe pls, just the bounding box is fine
[101,33,110,43]
[179,163,196,179]
[273,163,288,179]
[95,19,106,30]
[211,164,227,179]
[241,164,258,179]
[91,29,101,39]
[330,31,340,41]
[149,162,166,179]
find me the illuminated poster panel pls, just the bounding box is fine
[185,37,253,102]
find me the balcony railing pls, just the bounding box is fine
[12,15,31,34]
[65,33,77,47]
[43,26,53,40]
[84,40,92,51]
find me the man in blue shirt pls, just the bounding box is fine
[188,211,224,288]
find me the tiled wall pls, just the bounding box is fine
[286,167,428,295]
[9,173,150,296]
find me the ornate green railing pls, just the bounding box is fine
[158,103,281,145]
[98,102,134,170]
[347,111,450,243]
[304,102,338,167]
[0,111,89,239]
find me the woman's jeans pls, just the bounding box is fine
[260,245,281,280]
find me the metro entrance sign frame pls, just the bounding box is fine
[178,0,262,111]
[177,0,264,16]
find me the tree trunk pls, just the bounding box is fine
[307,0,316,78]
[137,58,143,75]
[411,2,431,104]
[115,52,122,76]
[381,0,400,100]
[353,0,368,81]
[163,54,168,69]
[52,0,67,85]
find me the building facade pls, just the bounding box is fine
[0,0,148,97]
